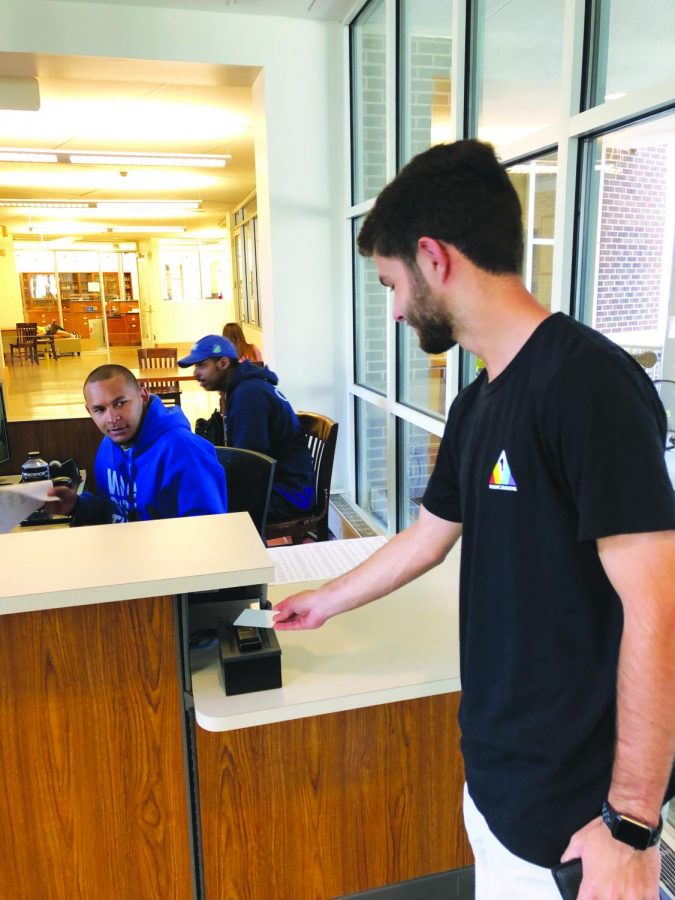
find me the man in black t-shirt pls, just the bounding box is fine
[273,141,675,899]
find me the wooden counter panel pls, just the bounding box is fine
[0,596,192,900]
[196,692,471,899]
[0,416,101,485]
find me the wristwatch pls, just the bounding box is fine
[602,800,663,850]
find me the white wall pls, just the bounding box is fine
[0,233,24,328]
[1,0,349,487]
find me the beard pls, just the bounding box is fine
[406,266,457,354]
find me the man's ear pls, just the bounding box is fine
[416,237,452,287]
[139,385,150,404]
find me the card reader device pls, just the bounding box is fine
[217,615,281,696]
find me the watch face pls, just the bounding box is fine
[614,816,652,851]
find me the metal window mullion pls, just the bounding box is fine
[451,0,467,141]
[549,0,587,315]
[53,251,63,326]
[445,345,460,416]
[391,401,446,439]
[658,145,675,338]
[383,0,398,533]
[524,164,536,291]
[567,79,675,142]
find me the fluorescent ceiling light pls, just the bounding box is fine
[0,198,202,212]
[0,148,229,167]
[96,200,201,210]
[0,149,58,163]
[604,92,626,101]
[69,152,229,168]
[25,223,108,234]
[0,199,92,208]
[109,225,187,233]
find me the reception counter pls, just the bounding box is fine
[0,516,470,899]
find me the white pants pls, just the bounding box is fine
[463,784,562,900]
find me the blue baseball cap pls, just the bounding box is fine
[178,335,238,367]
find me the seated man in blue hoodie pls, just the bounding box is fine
[178,335,315,523]
[48,364,228,525]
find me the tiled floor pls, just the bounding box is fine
[2,343,214,429]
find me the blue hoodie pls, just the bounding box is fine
[73,395,227,525]
[226,362,315,510]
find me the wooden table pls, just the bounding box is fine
[35,334,57,359]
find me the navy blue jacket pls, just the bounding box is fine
[73,395,228,525]
[225,362,315,510]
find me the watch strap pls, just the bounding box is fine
[602,800,663,850]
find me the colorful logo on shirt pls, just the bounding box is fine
[488,450,518,492]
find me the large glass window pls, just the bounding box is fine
[347,0,675,535]
[355,398,390,530]
[398,324,447,418]
[398,419,441,528]
[462,150,558,387]
[586,0,675,109]
[351,0,388,204]
[508,151,558,311]
[577,112,675,379]
[353,216,388,395]
[399,0,454,167]
[472,0,565,156]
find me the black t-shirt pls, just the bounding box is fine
[423,313,675,867]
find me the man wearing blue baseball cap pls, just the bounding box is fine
[179,335,315,523]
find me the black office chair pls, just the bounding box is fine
[215,446,276,536]
[187,447,276,620]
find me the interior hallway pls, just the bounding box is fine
[1,345,215,429]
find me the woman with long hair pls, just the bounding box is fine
[222,322,263,363]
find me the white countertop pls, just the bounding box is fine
[191,544,462,732]
[0,513,273,615]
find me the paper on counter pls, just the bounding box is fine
[233,608,277,629]
[267,536,387,585]
[0,480,56,533]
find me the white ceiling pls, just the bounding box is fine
[57,0,356,21]
[0,53,262,245]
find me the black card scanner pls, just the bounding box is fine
[217,617,281,696]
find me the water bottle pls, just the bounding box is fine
[21,451,50,482]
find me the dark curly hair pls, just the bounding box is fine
[357,140,523,275]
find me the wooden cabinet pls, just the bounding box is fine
[196,694,470,899]
[61,299,103,338]
[0,596,193,899]
[106,311,141,346]
[19,273,59,325]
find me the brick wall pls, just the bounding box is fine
[595,145,667,334]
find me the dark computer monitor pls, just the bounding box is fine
[0,383,10,467]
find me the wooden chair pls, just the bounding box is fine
[215,446,276,536]
[265,412,338,544]
[137,347,181,407]
[9,323,39,365]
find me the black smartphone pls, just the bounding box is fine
[551,858,583,900]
